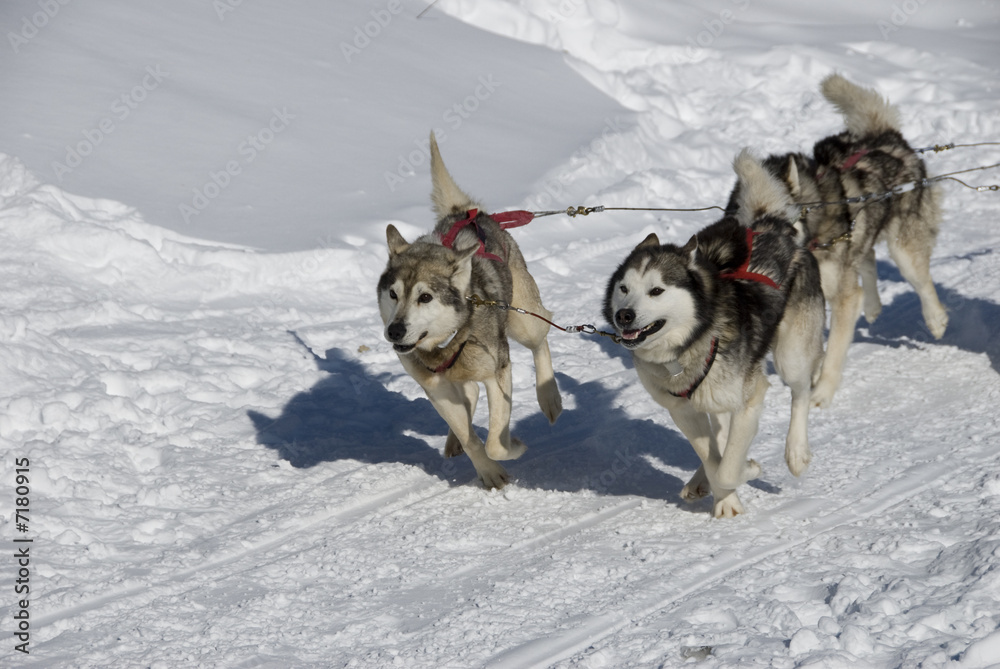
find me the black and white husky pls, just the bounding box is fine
[730,74,948,407]
[377,133,562,489]
[604,150,825,517]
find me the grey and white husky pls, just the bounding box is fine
[730,74,948,407]
[605,150,825,517]
[377,133,562,489]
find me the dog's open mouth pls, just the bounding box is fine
[619,320,665,347]
[393,331,428,353]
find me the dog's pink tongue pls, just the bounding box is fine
[621,330,640,340]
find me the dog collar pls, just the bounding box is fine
[427,340,467,374]
[669,337,719,399]
[719,228,780,290]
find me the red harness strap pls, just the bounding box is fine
[718,228,780,290]
[840,149,870,171]
[817,148,870,179]
[439,209,535,262]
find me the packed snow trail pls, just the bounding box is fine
[2,1,1000,667]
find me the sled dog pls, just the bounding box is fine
[729,74,948,407]
[377,133,562,489]
[605,150,825,517]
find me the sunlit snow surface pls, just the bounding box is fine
[1,0,999,666]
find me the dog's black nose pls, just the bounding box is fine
[615,309,635,327]
[387,321,406,342]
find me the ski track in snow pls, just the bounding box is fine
[3,0,1000,667]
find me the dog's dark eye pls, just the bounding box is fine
[649,287,664,297]
[389,289,398,300]
[619,285,628,295]
[418,293,433,304]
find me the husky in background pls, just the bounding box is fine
[605,150,825,518]
[377,133,562,489]
[731,74,948,407]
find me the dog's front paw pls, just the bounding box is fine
[486,436,527,461]
[713,490,746,518]
[810,378,837,408]
[444,431,464,458]
[925,308,948,340]
[680,467,710,502]
[476,461,510,490]
[785,441,812,477]
[537,380,563,425]
[864,299,882,324]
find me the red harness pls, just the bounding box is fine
[439,208,535,262]
[718,228,780,290]
[818,148,869,180]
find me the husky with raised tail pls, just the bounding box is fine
[605,150,825,517]
[730,74,948,407]
[377,133,562,489]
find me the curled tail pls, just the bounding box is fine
[429,131,479,218]
[821,73,901,136]
[731,148,795,226]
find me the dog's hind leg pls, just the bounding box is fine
[482,363,528,462]
[887,226,948,339]
[427,379,509,489]
[774,259,825,475]
[812,266,863,408]
[860,249,882,324]
[507,265,563,424]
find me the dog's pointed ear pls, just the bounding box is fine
[786,156,802,198]
[635,232,660,251]
[386,224,409,257]
[450,243,477,292]
[681,234,699,265]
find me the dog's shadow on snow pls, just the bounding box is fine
[248,339,722,510]
[249,346,455,479]
[855,260,1000,373]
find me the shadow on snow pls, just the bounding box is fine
[856,260,1000,373]
[249,261,1000,507]
[248,340,721,511]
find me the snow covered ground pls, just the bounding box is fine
[2,0,1000,667]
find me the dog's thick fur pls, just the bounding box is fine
[377,133,562,489]
[605,150,825,518]
[729,74,948,407]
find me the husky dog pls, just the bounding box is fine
[605,150,825,517]
[730,74,948,407]
[377,133,562,489]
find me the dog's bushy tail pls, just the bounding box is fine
[429,131,479,218]
[731,148,794,226]
[821,73,901,136]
